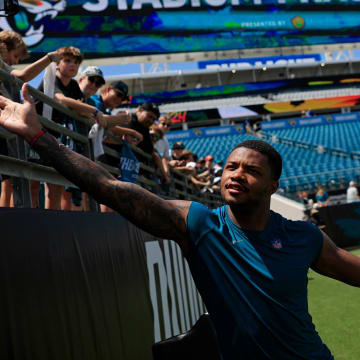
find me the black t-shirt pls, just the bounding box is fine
[129,113,153,155]
[36,76,83,125]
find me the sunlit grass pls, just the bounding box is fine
[308,249,360,360]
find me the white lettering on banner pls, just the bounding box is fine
[205,0,228,6]
[117,0,129,10]
[83,0,108,11]
[163,0,187,8]
[133,0,163,9]
[163,241,180,335]
[166,132,190,140]
[146,241,171,342]
[205,127,231,135]
[334,114,358,122]
[82,0,356,11]
[262,121,287,129]
[145,241,201,341]
[205,57,318,70]
[298,117,323,125]
[170,241,187,332]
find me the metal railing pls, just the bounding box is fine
[0,69,223,210]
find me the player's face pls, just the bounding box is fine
[57,56,80,79]
[220,147,278,207]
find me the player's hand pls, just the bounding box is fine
[0,83,42,143]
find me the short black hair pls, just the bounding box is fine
[139,102,160,118]
[231,140,282,181]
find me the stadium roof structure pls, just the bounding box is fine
[106,59,359,94]
[81,42,360,68]
[106,60,360,112]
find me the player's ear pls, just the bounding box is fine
[270,180,279,195]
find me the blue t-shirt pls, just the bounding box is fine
[186,202,333,360]
[87,94,109,114]
[118,140,139,183]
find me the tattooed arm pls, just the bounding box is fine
[0,84,191,254]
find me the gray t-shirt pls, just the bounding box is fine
[0,57,13,99]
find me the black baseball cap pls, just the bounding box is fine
[140,102,160,118]
[111,81,129,100]
[172,141,185,150]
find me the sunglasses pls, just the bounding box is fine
[88,76,104,87]
[151,133,160,141]
[115,90,128,99]
[160,122,170,127]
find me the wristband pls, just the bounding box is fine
[93,109,99,117]
[29,128,46,147]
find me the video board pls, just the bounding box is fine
[2,0,360,60]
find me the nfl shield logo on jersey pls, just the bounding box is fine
[271,239,283,249]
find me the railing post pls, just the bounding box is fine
[7,136,32,208]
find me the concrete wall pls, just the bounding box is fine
[271,193,305,221]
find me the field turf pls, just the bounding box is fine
[308,249,360,360]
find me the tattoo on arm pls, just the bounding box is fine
[33,133,190,250]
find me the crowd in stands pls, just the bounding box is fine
[168,141,223,194]
[0,30,221,211]
[3,30,356,212]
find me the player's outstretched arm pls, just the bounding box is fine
[312,231,360,287]
[0,84,190,254]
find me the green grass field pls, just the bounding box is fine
[308,249,360,360]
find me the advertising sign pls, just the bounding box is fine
[166,124,244,141]
[198,54,322,70]
[2,1,360,60]
[261,112,360,131]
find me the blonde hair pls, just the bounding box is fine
[56,46,83,64]
[159,114,171,123]
[0,30,28,59]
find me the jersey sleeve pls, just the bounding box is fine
[186,201,214,248]
[306,222,324,266]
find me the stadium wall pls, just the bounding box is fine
[270,193,305,221]
[0,208,204,360]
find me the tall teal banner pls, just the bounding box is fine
[2,1,360,59]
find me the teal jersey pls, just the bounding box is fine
[186,202,333,360]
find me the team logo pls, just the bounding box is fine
[192,129,203,137]
[325,115,333,123]
[291,16,305,29]
[288,119,296,127]
[0,0,67,47]
[271,239,283,249]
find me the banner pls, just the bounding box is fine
[3,1,360,60]
[0,208,204,360]
[261,112,360,131]
[166,124,244,141]
[318,203,360,248]
[198,54,322,70]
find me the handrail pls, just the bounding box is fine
[280,166,360,181]
[0,68,223,209]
